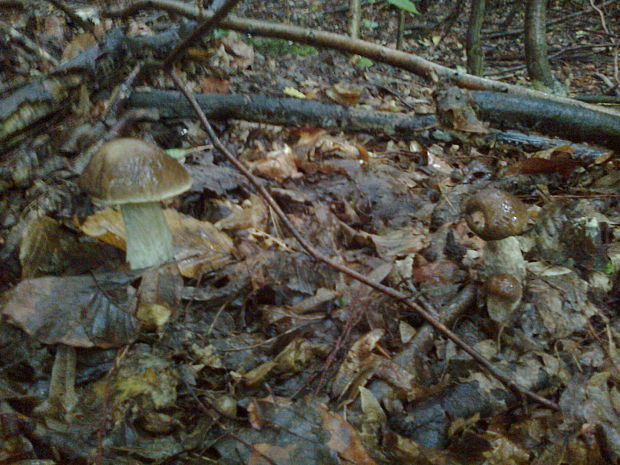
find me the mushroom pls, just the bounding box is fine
[80,138,192,269]
[465,188,529,282]
[484,273,523,324]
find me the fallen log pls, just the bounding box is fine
[128,90,615,159]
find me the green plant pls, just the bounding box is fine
[387,0,419,14]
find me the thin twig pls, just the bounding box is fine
[0,20,59,67]
[169,70,559,411]
[102,62,142,123]
[163,0,242,67]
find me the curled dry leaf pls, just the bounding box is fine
[215,194,268,231]
[250,144,301,182]
[326,82,364,106]
[220,33,255,70]
[370,226,429,259]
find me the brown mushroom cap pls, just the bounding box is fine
[80,138,192,206]
[465,188,528,241]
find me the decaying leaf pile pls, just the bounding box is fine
[0,1,619,464]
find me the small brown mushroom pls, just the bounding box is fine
[484,273,523,323]
[465,188,528,241]
[80,138,192,269]
[465,188,529,281]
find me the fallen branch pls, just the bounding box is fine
[128,89,614,159]
[107,0,620,118]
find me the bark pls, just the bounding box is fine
[466,0,486,76]
[472,90,620,149]
[397,9,406,50]
[129,90,437,136]
[127,89,620,151]
[349,0,361,39]
[525,0,564,94]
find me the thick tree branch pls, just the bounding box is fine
[107,0,620,118]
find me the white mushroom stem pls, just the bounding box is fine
[121,202,174,269]
[47,344,77,414]
[482,236,526,282]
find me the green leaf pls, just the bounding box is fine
[603,259,616,276]
[213,28,228,39]
[387,0,419,14]
[355,57,374,68]
[363,19,379,29]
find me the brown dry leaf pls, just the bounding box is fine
[378,99,406,112]
[20,215,80,278]
[247,395,293,431]
[189,343,223,371]
[326,82,364,106]
[243,339,329,387]
[411,261,460,285]
[21,215,117,277]
[332,329,384,399]
[316,402,378,465]
[220,33,254,70]
[110,344,177,410]
[248,442,299,465]
[166,209,235,277]
[61,32,96,62]
[42,15,65,47]
[505,156,581,178]
[215,194,268,231]
[527,269,595,338]
[198,76,231,94]
[260,304,325,334]
[383,431,460,465]
[435,86,488,134]
[250,144,301,182]
[80,207,126,250]
[560,372,620,459]
[1,272,139,348]
[315,136,367,160]
[359,386,387,424]
[370,227,429,259]
[290,126,327,147]
[482,432,531,465]
[80,208,234,278]
[127,19,153,37]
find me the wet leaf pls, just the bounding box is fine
[317,402,378,465]
[80,208,234,278]
[1,272,139,348]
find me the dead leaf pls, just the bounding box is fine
[1,272,139,348]
[250,144,301,182]
[80,208,234,278]
[317,403,378,465]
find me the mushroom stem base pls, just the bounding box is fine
[121,202,173,269]
[47,344,77,416]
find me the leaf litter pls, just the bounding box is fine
[0,0,619,464]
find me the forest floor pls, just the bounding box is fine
[0,1,619,464]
